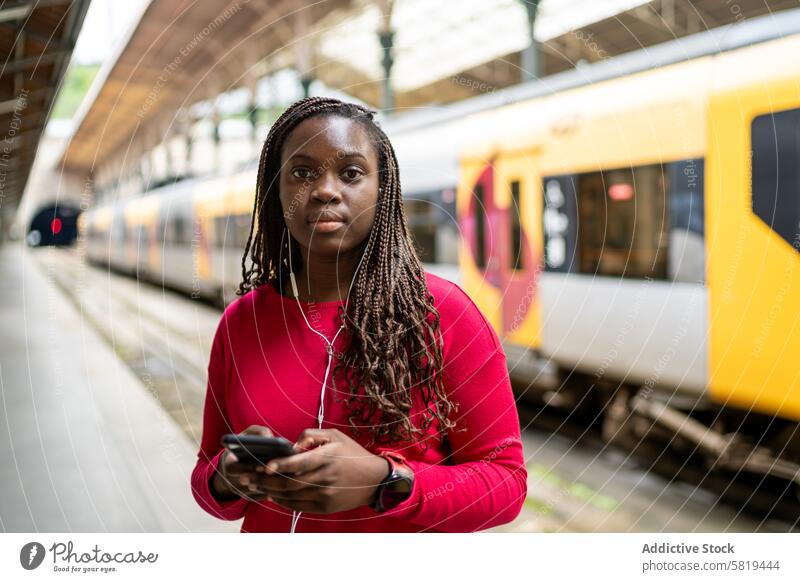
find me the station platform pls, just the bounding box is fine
[0,243,235,532]
[0,243,778,534]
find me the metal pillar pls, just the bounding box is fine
[185,132,193,176]
[245,75,261,157]
[377,0,395,113]
[379,30,395,112]
[249,102,260,151]
[294,11,315,99]
[300,75,313,98]
[520,0,541,82]
[211,108,221,174]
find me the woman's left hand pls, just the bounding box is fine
[254,428,390,514]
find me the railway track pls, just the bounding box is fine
[33,247,218,442]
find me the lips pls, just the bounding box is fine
[306,211,346,234]
[307,211,345,224]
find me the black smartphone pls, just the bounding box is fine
[221,434,296,465]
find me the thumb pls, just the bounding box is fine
[295,428,335,451]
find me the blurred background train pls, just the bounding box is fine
[80,10,800,508]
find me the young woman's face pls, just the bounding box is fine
[279,115,380,259]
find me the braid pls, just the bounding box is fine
[237,96,456,445]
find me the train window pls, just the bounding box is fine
[113,211,126,243]
[214,216,227,248]
[137,225,147,252]
[751,108,800,251]
[667,159,705,282]
[405,199,437,263]
[158,216,167,243]
[234,213,251,248]
[542,175,579,273]
[173,215,187,245]
[211,214,251,250]
[474,184,486,268]
[402,190,457,265]
[577,164,668,279]
[509,180,523,270]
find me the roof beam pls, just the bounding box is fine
[0,5,30,23]
[0,22,56,46]
[3,47,71,74]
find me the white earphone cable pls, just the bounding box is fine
[283,227,368,533]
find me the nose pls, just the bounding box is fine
[311,171,340,204]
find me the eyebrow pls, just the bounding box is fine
[288,151,368,163]
[338,151,368,161]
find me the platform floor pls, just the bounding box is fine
[0,243,235,532]
[1,243,784,534]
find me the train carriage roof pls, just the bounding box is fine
[382,7,800,137]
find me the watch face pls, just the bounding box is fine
[387,475,413,495]
[380,471,414,510]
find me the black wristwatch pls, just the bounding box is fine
[370,450,415,513]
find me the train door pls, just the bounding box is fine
[192,183,217,294]
[494,151,542,349]
[458,152,542,347]
[707,52,800,420]
[458,157,503,333]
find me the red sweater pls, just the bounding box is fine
[190,272,527,532]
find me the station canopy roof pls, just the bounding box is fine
[60,0,798,176]
[0,0,89,210]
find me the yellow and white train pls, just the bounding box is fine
[452,9,800,496]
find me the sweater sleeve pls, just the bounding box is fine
[379,284,528,532]
[190,312,249,521]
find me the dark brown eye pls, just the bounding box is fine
[341,167,363,181]
[291,167,313,180]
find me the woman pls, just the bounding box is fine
[190,97,527,532]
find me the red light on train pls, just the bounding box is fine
[608,183,634,201]
[50,217,62,234]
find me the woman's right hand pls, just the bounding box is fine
[211,425,274,502]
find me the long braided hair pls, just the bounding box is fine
[237,96,456,445]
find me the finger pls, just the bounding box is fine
[241,425,274,437]
[257,469,328,494]
[294,428,336,451]
[266,446,333,475]
[226,462,261,476]
[219,470,260,495]
[229,479,272,500]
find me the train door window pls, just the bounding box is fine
[474,184,486,268]
[751,107,800,251]
[577,163,668,279]
[509,180,523,270]
[667,159,705,282]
